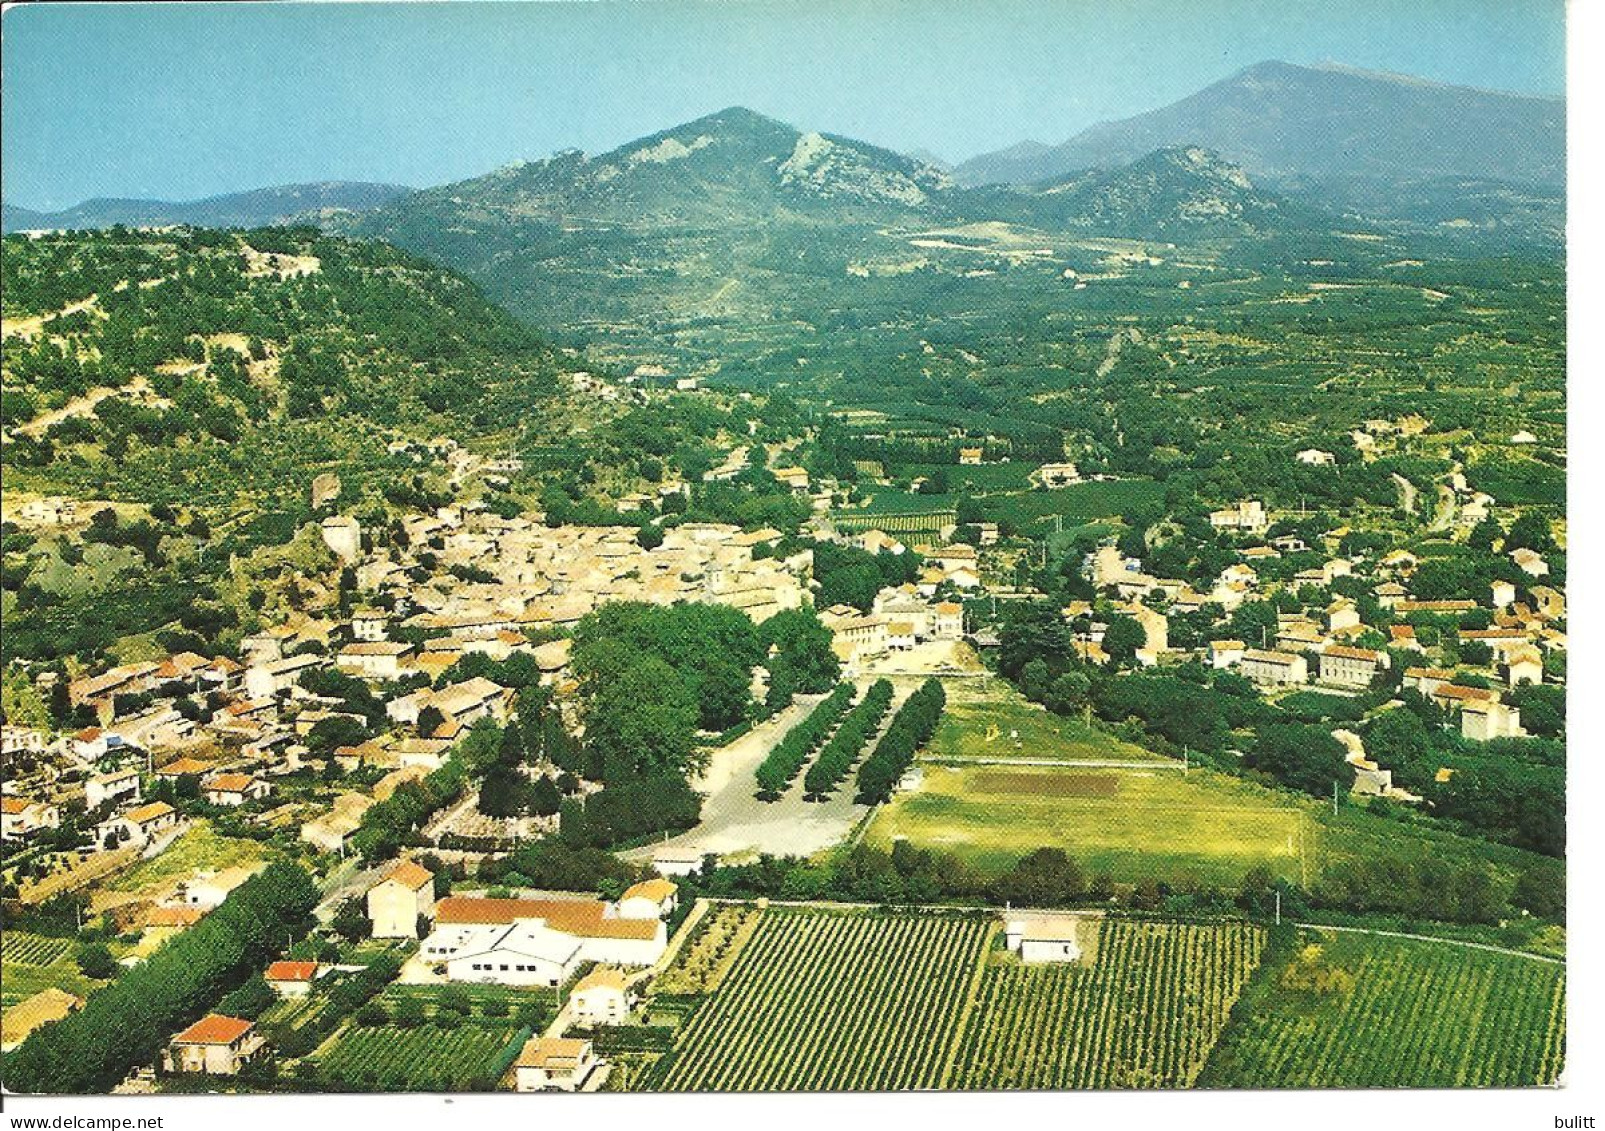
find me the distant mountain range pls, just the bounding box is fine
[1,181,413,234]
[373,106,957,229]
[342,105,1307,338]
[954,61,1563,239]
[957,61,1563,188]
[4,61,1564,251]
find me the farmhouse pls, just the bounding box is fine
[1510,548,1550,578]
[1,727,48,761]
[244,653,329,700]
[1295,449,1336,466]
[1208,640,1246,669]
[958,447,983,465]
[569,967,633,1026]
[351,609,390,641]
[97,800,180,847]
[772,466,810,492]
[301,792,375,853]
[1035,462,1081,487]
[1461,700,1524,742]
[203,773,271,807]
[1325,598,1360,632]
[856,529,906,556]
[175,865,265,910]
[164,1015,266,1076]
[264,961,319,997]
[367,859,437,939]
[387,676,511,731]
[1373,581,1409,609]
[513,1036,600,1092]
[1,797,60,841]
[1504,646,1544,688]
[85,767,141,810]
[1209,499,1268,533]
[1402,667,1456,698]
[1004,916,1083,963]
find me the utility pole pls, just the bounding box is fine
[1274,889,1281,926]
[1332,780,1340,816]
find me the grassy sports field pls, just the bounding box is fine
[924,676,1171,764]
[863,763,1312,886]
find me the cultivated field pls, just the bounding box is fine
[655,907,993,1090]
[1,932,104,1011]
[1199,928,1567,1088]
[316,1023,525,1091]
[951,920,1266,1089]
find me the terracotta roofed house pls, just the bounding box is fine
[513,1036,600,1092]
[264,961,319,996]
[164,1014,265,1075]
[367,859,437,939]
[203,772,270,807]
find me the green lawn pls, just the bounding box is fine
[925,676,1170,764]
[868,675,1310,884]
[106,821,269,894]
[865,762,1311,886]
[876,674,1556,893]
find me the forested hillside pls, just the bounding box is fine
[0,226,563,662]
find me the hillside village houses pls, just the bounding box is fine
[6,426,1564,970]
[1,796,60,841]
[264,961,320,997]
[97,800,181,848]
[1239,649,1309,686]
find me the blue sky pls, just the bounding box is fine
[1,0,1565,209]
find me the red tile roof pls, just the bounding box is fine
[435,896,659,941]
[172,1014,254,1046]
[265,961,318,983]
[380,860,434,891]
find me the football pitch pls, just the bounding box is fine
[864,762,1313,887]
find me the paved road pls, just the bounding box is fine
[314,857,388,920]
[624,683,906,864]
